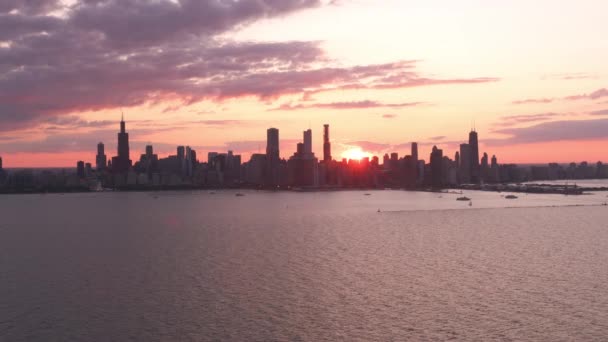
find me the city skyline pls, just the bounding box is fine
[1,1,608,167]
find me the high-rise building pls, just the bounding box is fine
[411,142,418,162]
[266,128,280,187]
[303,129,312,155]
[481,152,489,182]
[430,146,443,188]
[145,145,153,157]
[177,146,185,161]
[490,154,499,183]
[323,124,331,162]
[459,143,471,184]
[0,156,3,170]
[96,142,107,171]
[266,128,279,159]
[77,160,85,178]
[469,130,480,183]
[288,128,318,187]
[111,116,132,173]
[118,117,129,161]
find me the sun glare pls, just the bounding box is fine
[341,147,373,161]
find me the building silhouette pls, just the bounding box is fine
[411,142,418,163]
[459,143,471,183]
[111,115,132,173]
[469,129,480,183]
[77,160,85,178]
[430,145,443,188]
[96,142,107,171]
[266,128,280,187]
[288,129,319,187]
[323,124,331,162]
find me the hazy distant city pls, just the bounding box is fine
[1,116,607,194]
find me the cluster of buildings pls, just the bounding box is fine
[1,117,608,193]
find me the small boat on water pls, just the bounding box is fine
[235,193,245,197]
[457,196,471,201]
[505,195,518,199]
[364,193,371,196]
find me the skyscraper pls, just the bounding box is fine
[411,142,418,162]
[323,124,331,162]
[96,142,107,171]
[177,146,185,161]
[430,146,443,188]
[469,130,480,183]
[459,143,472,184]
[303,129,312,155]
[111,116,132,173]
[77,160,85,178]
[266,128,280,187]
[266,128,279,159]
[481,152,489,182]
[0,156,3,170]
[118,116,129,161]
[288,128,319,187]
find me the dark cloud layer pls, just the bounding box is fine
[272,100,425,111]
[512,88,608,105]
[489,118,608,146]
[0,0,498,133]
[495,113,563,127]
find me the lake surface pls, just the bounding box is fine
[1,190,608,341]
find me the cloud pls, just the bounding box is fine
[512,98,554,105]
[0,1,498,133]
[494,112,563,127]
[541,73,598,81]
[382,114,398,119]
[272,100,425,111]
[0,0,61,15]
[590,109,608,116]
[512,88,608,105]
[564,88,608,101]
[487,118,608,146]
[427,136,446,141]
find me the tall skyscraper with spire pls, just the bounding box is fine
[323,124,331,162]
[469,129,480,183]
[111,114,132,173]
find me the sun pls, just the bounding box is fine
[341,147,374,161]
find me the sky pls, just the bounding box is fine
[0,0,607,167]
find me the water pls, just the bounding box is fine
[1,190,608,341]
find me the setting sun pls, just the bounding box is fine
[341,147,374,161]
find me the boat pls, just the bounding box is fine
[456,196,471,201]
[364,193,371,196]
[235,193,245,197]
[505,195,518,199]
